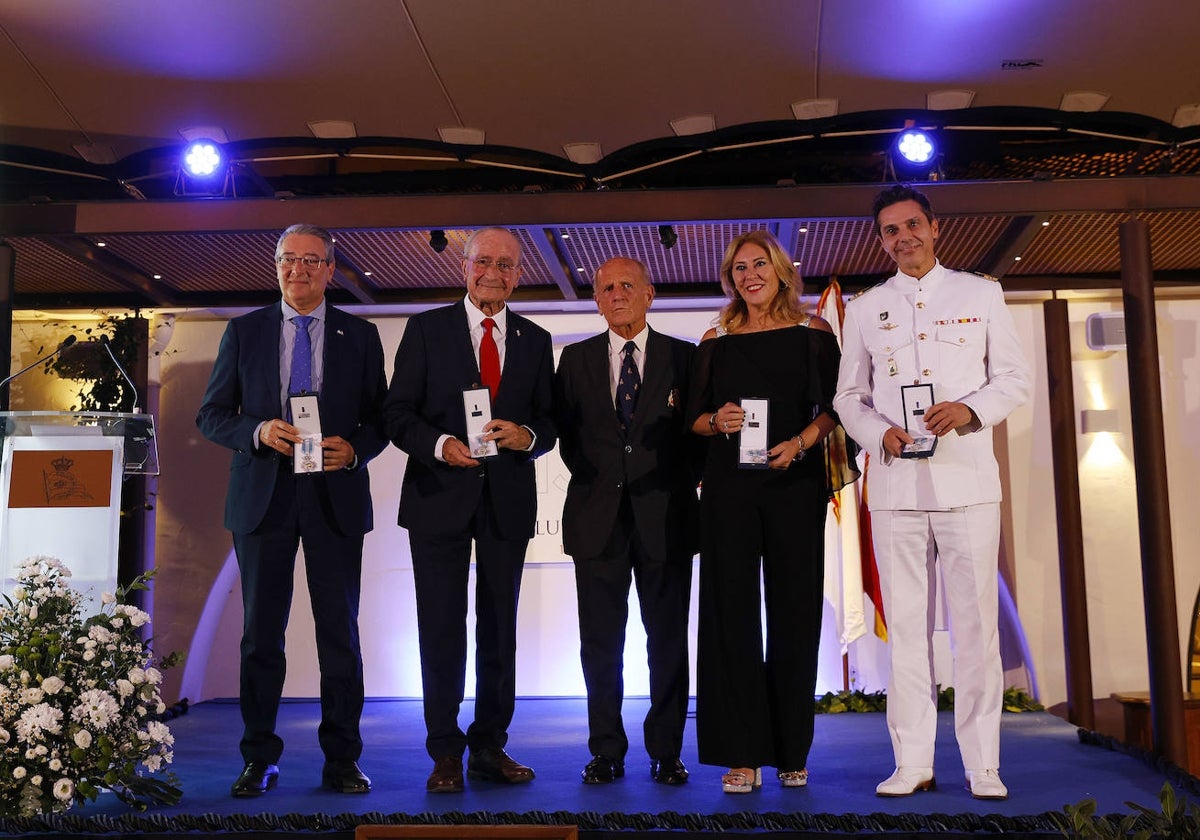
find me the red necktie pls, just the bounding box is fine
[480,317,501,400]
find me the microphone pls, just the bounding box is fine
[0,334,78,392]
[99,334,140,413]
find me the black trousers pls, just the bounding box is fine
[233,463,365,765]
[573,493,693,763]
[408,488,529,761]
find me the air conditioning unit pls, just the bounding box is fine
[1085,311,1125,351]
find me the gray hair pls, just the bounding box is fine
[276,224,336,262]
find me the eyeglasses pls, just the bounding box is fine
[276,255,328,270]
[470,257,518,275]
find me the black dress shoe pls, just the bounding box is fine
[467,747,535,784]
[322,759,371,793]
[650,757,689,785]
[581,755,624,784]
[426,755,464,793]
[231,761,279,797]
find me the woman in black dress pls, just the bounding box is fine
[687,230,841,793]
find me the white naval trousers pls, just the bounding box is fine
[872,504,1003,771]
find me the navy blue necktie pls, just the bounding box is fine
[289,315,313,395]
[615,340,640,433]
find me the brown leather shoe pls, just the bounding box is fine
[426,756,464,793]
[467,747,535,784]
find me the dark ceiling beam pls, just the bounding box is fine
[529,227,579,301]
[4,176,1200,237]
[328,251,379,305]
[43,236,177,306]
[975,213,1051,279]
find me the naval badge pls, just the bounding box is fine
[667,388,679,409]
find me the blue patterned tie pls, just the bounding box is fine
[289,315,313,395]
[615,340,640,434]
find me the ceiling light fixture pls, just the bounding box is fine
[308,120,357,139]
[658,224,679,250]
[926,90,976,110]
[670,115,716,136]
[438,126,486,145]
[563,142,603,164]
[1060,91,1110,112]
[791,99,838,120]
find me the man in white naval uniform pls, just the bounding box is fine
[834,185,1031,801]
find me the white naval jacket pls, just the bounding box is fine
[833,261,1031,511]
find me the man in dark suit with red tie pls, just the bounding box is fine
[383,227,556,793]
[197,223,387,798]
[553,256,700,786]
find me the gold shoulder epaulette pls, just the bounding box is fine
[848,280,885,301]
[963,269,999,282]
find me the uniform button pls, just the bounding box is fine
[918,332,927,340]
[616,482,623,489]
[624,445,632,453]
[922,368,931,376]
[916,301,925,309]
[959,337,966,344]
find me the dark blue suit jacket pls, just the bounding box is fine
[554,328,701,562]
[383,301,556,541]
[196,302,388,536]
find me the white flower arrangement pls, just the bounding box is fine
[0,555,181,816]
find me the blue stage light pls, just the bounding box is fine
[894,130,936,167]
[183,140,223,178]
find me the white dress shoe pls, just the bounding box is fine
[965,768,1008,800]
[876,766,935,796]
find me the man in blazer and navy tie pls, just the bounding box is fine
[554,256,701,786]
[384,227,556,793]
[197,223,387,798]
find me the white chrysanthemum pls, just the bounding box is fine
[19,687,45,705]
[73,729,92,749]
[87,626,113,644]
[82,651,95,662]
[0,654,13,670]
[119,605,150,627]
[143,754,163,772]
[49,758,62,771]
[144,668,162,685]
[145,721,173,745]
[115,680,134,699]
[52,777,74,802]
[15,703,63,740]
[13,766,26,779]
[127,668,146,685]
[40,676,65,695]
[0,728,10,744]
[71,689,119,729]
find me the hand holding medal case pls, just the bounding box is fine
[900,383,937,459]
[289,394,323,473]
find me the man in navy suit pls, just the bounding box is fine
[384,227,556,793]
[197,224,387,798]
[554,257,700,786]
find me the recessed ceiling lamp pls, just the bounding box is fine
[791,98,838,120]
[438,126,486,145]
[72,143,116,164]
[1172,104,1200,128]
[1060,91,1110,112]
[179,125,229,144]
[563,142,604,164]
[308,120,357,139]
[670,115,716,136]
[926,89,975,110]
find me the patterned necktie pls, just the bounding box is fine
[480,317,501,400]
[615,340,640,433]
[289,315,313,395]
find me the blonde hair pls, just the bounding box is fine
[716,230,807,333]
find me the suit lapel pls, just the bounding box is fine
[631,328,668,431]
[584,333,620,430]
[449,301,483,388]
[258,303,284,410]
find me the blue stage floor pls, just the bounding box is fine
[7,697,1198,837]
